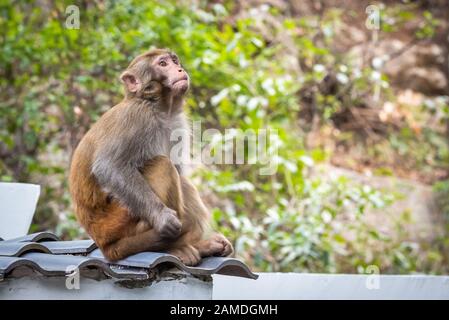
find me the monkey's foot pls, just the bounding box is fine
[169,245,201,266]
[196,233,234,258]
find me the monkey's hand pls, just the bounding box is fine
[151,206,182,239]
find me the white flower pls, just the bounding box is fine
[210,88,229,106]
[372,57,384,69]
[313,64,325,73]
[336,73,349,84]
[371,70,381,81]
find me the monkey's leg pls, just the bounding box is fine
[143,155,233,265]
[94,155,186,261]
[178,177,234,258]
[102,223,169,261]
[91,204,170,261]
[142,156,203,265]
[142,156,214,265]
[142,155,184,218]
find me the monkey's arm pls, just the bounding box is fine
[92,157,162,216]
[91,148,181,238]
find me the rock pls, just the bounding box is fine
[313,164,445,242]
[350,39,447,95]
[401,67,447,95]
[381,41,447,95]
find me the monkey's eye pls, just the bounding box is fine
[159,60,167,67]
[172,58,179,65]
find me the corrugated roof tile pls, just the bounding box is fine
[0,241,51,256]
[4,232,60,243]
[89,249,180,269]
[0,256,41,281]
[40,240,97,254]
[0,231,258,281]
[22,252,148,279]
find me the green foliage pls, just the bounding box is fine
[207,171,396,272]
[434,180,449,217]
[0,0,447,274]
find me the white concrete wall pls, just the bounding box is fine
[213,273,449,300]
[0,275,212,300]
[3,272,449,299]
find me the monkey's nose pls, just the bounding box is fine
[178,69,183,72]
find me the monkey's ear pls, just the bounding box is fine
[120,71,141,93]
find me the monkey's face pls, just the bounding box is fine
[151,53,189,96]
[121,50,189,100]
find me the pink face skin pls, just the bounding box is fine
[152,53,189,96]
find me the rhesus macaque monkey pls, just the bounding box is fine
[69,49,233,265]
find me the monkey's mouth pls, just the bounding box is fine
[173,76,188,85]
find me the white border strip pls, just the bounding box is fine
[213,273,449,300]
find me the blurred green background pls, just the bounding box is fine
[1,0,449,274]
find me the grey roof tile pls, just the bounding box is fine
[40,240,97,254]
[0,241,51,256]
[0,231,258,281]
[20,252,148,279]
[0,238,96,256]
[89,249,181,268]
[0,256,41,280]
[186,257,258,279]
[4,231,60,243]
[89,248,258,280]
